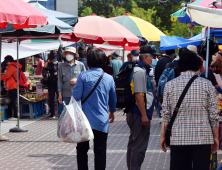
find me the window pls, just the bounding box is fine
[39,0,56,10]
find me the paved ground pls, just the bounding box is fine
[0,109,221,170]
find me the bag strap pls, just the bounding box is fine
[167,75,198,130]
[82,72,105,104]
[11,64,18,82]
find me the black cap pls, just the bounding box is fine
[140,45,161,56]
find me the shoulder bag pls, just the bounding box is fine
[165,75,198,146]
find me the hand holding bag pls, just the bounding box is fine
[165,75,198,146]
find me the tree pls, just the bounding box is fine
[80,7,93,17]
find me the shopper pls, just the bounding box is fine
[44,52,58,118]
[72,49,117,170]
[35,54,44,75]
[109,51,123,78]
[160,50,219,170]
[1,56,21,118]
[120,49,139,71]
[102,56,113,76]
[200,58,222,94]
[155,49,175,123]
[78,50,88,70]
[126,45,155,170]
[127,53,132,61]
[58,47,86,105]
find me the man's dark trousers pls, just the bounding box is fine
[76,129,108,170]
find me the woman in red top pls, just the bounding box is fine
[1,56,22,118]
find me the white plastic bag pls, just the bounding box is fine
[60,96,94,143]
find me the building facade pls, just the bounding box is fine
[38,0,78,16]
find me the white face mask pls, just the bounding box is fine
[132,56,139,61]
[66,54,73,61]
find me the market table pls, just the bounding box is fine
[20,99,49,119]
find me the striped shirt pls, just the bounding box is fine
[162,71,219,145]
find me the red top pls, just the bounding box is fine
[36,59,44,75]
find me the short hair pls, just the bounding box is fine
[87,49,106,68]
[211,58,222,68]
[127,53,131,58]
[35,54,42,59]
[139,53,151,61]
[178,51,201,72]
[165,49,175,56]
[104,56,110,66]
[178,47,189,58]
[79,50,87,58]
[4,55,14,62]
[87,46,92,54]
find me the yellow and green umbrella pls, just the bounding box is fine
[109,14,165,41]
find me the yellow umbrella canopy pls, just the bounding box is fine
[109,14,165,41]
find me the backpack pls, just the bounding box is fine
[156,68,175,103]
[115,63,139,110]
[11,65,28,89]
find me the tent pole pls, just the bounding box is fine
[0,33,8,140]
[205,27,210,79]
[75,38,78,53]
[9,37,28,133]
[123,45,126,62]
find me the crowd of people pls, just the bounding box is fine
[1,43,221,170]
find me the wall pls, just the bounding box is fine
[56,0,78,16]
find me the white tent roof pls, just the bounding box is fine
[182,3,222,28]
[1,40,74,62]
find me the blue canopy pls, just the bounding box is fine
[189,33,202,40]
[178,14,200,26]
[159,36,203,51]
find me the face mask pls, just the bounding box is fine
[66,54,73,61]
[151,59,157,67]
[132,56,139,61]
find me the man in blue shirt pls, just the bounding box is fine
[126,45,155,170]
[109,51,123,78]
[72,49,117,170]
[120,49,139,71]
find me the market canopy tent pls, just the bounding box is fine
[182,4,222,28]
[159,35,203,51]
[1,40,74,62]
[109,14,165,41]
[0,0,48,134]
[171,0,222,25]
[61,15,140,46]
[29,5,78,25]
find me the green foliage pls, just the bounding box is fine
[80,7,93,17]
[80,0,202,39]
[165,21,203,38]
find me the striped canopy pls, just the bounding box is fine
[109,14,165,41]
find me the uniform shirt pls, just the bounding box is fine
[72,68,117,133]
[58,60,86,97]
[162,71,219,145]
[109,59,123,78]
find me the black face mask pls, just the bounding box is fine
[215,68,221,74]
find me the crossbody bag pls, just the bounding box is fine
[165,75,198,146]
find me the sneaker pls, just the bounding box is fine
[159,117,162,124]
[0,135,9,141]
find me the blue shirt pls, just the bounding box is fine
[109,59,123,78]
[119,60,134,71]
[78,58,88,70]
[72,68,117,133]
